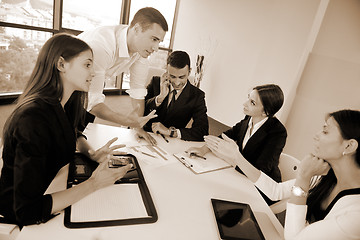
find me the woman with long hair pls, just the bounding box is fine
[206,109,360,239]
[0,33,132,226]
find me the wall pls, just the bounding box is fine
[284,0,360,159]
[173,0,360,159]
[173,0,322,127]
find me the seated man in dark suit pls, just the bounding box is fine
[144,51,209,141]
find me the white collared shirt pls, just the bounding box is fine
[242,117,268,149]
[78,25,149,110]
[155,81,187,107]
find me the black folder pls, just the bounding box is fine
[64,153,157,228]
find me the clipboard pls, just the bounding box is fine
[173,151,232,174]
[64,153,157,228]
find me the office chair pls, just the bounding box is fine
[270,153,300,214]
[146,66,166,86]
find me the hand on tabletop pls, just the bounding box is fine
[151,122,170,136]
[135,128,157,146]
[186,145,208,157]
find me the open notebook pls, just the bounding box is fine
[64,153,157,228]
[173,151,232,174]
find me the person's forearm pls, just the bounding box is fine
[51,178,95,214]
[90,103,132,126]
[131,98,145,116]
[76,136,94,159]
[289,174,312,205]
[233,155,261,182]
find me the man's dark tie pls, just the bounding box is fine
[167,89,177,112]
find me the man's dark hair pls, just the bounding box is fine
[167,51,191,69]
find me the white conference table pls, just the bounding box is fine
[17,123,284,240]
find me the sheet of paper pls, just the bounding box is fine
[174,152,231,174]
[70,183,148,222]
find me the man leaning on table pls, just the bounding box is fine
[78,7,168,144]
[144,51,209,141]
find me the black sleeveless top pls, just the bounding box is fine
[312,188,360,222]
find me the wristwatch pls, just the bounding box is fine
[291,186,308,198]
[169,126,177,138]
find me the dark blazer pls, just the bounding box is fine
[0,99,76,226]
[223,115,287,182]
[144,77,209,141]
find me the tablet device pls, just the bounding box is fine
[211,198,265,240]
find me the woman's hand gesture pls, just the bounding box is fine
[89,137,126,163]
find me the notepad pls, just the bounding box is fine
[70,183,148,222]
[173,151,232,174]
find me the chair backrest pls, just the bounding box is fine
[278,153,300,182]
[147,66,166,86]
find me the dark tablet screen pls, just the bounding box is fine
[211,199,265,240]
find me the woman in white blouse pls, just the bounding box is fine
[205,109,360,240]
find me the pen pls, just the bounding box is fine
[185,151,207,160]
[157,131,169,143]
[190,153,207,160]
[136,133,144,142]
[139,151,156,158]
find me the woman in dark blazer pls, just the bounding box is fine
[189,84,287,203]
[0,34,132,226]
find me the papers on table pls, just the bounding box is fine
[70,184,148,222]
[128,145,175,166]
[173,151,232,174]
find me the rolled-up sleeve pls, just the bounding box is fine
[126,56,149,99]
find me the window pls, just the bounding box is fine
[62,0,123,31]
[129,0,177,49]
[0,0,54,95]
[0,0,53,29]
[0,28,52,94]
[0,0,178,99]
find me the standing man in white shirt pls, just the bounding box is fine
[78,7,168,144]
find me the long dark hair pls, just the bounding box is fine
[306,109,360,222]
[3,33,91,139]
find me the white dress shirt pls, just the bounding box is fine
[78,25,149,110]
[242,117,268,149]
[255,172,360,239]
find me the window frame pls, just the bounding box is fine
[0,0,178,101]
